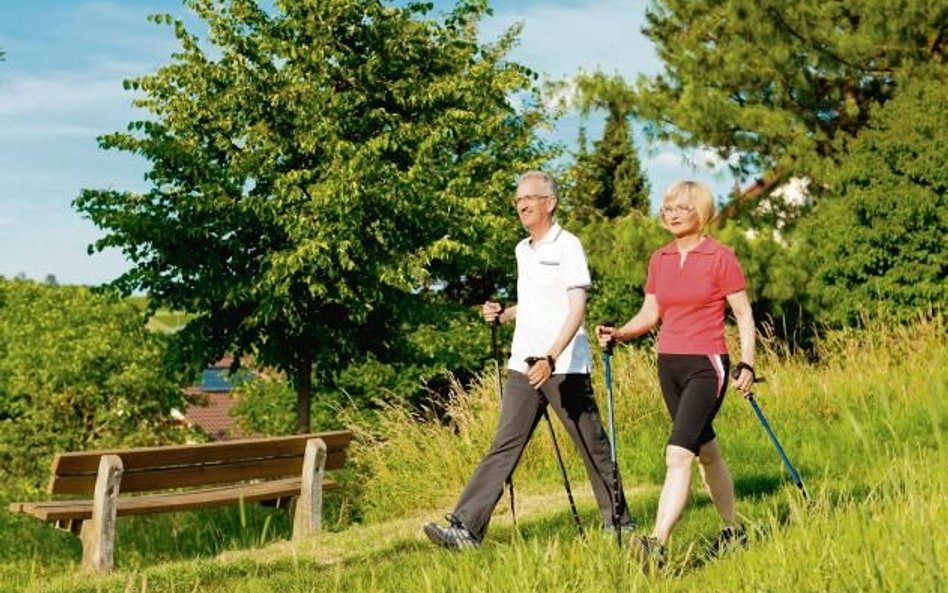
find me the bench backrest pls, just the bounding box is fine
[48,430,353,495]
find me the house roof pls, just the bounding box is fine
[180,357,258,441]
[182,389,248,441]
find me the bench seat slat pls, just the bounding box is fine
[50,450,347,495]
[51,431,352,475]
[11,478,339,522]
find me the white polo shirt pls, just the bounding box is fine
[508,223,593,375]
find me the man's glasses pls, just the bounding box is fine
[512,194,553,207]
[660,204,696,215]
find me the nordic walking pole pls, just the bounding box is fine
[736,370,808,500]
[601,320,622,547]
[490,311,517,526]
[525,357,584,536]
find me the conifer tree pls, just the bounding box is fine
[568,74,650,221]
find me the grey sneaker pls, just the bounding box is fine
[706,525,747,559]
[423,515,479,550]
[629,535,665,571]
[604,519,637,535]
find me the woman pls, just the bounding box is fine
[596,180,756,566]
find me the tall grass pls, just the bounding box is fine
[1,317,945,592]
[349,316,947,526]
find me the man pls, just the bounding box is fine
[423,170,634,548]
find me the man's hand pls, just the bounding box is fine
[482,301,503,325]
[525,356,553,390]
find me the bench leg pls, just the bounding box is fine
[293,437,327,541]
[80,455,123,572]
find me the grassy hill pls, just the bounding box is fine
[1,318,945,592]
[125,295,191,333]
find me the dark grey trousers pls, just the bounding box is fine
[452,370,631,541]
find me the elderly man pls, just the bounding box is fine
[423,170,634,548]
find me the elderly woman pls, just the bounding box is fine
[596,180,756,566]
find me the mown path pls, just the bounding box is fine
[219,486,652,567]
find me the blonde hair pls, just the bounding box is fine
[662,180,716,226]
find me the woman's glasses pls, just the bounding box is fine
[659,204,696,215]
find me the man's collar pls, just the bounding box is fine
[530,222,562,246]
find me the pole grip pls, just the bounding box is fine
[491,301,505,327]
[599,319,616,355]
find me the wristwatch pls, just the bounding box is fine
[733,361,755,379]
[525,355,556,372]
[543,354,556,372]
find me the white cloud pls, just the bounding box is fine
[0,123,106,139]
[0,69,150,143]
[78,1,150,23]
[0,72,133,118]
[646,146,740,173]
[646,151,685,169]
[482,0,660,81]
[479,1,738,206]
[690,147,725,169]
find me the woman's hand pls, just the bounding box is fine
[596,295,659,350]
[595,324,617,349]
[732,362,756,394]
[733,367,755,394]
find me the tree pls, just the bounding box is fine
[800,67,948,325]
[633,0,946,183]
[714,222,816,347]
[578,214,668,325]
[567,73,650,222]
[0,281,189,487]
[74,0,551,432]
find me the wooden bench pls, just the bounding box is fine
[8,430,353,572]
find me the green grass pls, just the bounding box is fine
[1,317,945,592]
[124,295,190,333]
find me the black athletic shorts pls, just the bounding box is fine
[657,353,730,455]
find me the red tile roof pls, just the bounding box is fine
[179,357,262,441]
[182,390,249,441]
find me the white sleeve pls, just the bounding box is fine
[562,235,592,290]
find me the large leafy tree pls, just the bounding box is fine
[0,281,188,487]
[634,0,946,181]
[74,0,550,432]
[800,66,948,325]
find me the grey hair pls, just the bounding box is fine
[517,170,560,200]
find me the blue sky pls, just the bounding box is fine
[0,0,737,286]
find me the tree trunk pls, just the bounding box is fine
[295,355,312,434]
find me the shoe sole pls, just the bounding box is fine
[423,523,449,548]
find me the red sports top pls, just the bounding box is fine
[644,236,746,355]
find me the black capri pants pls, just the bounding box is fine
[657,353,730,455]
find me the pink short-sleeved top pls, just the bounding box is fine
[644,236,746,355]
